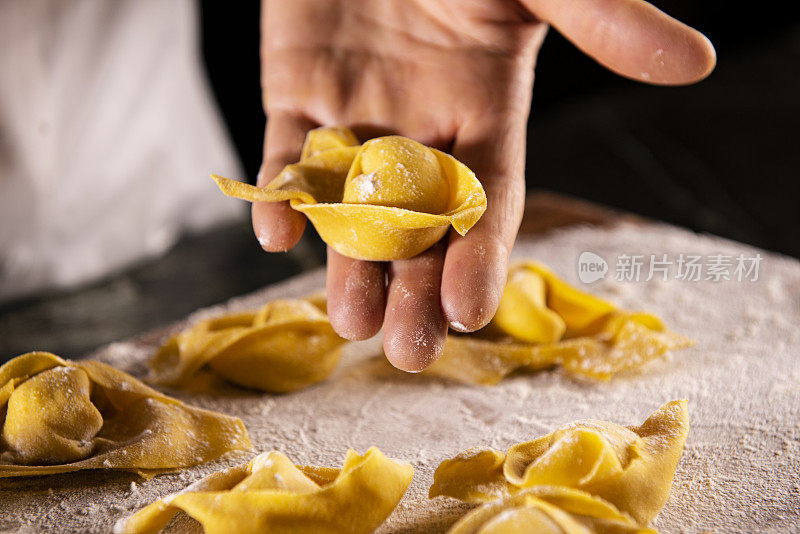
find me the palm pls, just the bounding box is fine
[262,0,545,145]
[255,0,715,371]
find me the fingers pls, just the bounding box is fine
[442,112,528,332]
[252,112,316,251]
[523,0,715,85]
[326,247,386,341]
[383,243,448,372]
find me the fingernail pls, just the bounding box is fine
[257,235,289,252]
[449,320,470,332]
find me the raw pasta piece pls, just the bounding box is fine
[448,486,655,534]
[430,400,689,526]
[425,335,557,386]
[427,312,691,384]
[115,447,414,534]
[424,262,692,384]
[300,125,360,159]
[0,352,251,478]
[342,135,450,214]
[213,126,486,261]
[493,263,617,338]
[150,298,346,393]
[492,265,567,344]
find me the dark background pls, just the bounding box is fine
[1,1,798,361]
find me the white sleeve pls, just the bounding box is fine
[0,0,245,302]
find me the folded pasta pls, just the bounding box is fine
[447,486,656,534]
[115,447,414,534]
[425,262,693,384]
[430,400,689,529]
[150,298,346,393]
[0,352,251,478]
[213,126,486,261]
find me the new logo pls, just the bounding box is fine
[578,251,608,283]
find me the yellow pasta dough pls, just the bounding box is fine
[0,352,251,478]
[116,447,414,534]
[448,486,655,534]
[425,262,692,384]
[300,125,360,159]
[150,298,346,394]
[213,126,486,261]
[494,263,617,339]
[430,400,689,529]
[492,266,567,344]
[343,136,450,214]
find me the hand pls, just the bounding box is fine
[255,0,714,372]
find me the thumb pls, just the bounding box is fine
[252,111,315,251]
[523,0,716,85]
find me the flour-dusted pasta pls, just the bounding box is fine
[425,262,693,384]
[149,298,346,393]
[213,126,486,261]
[116,447,413,534]
[447,486,655,534]
[493,262,617,340]
[430,400,689,531]
[0,352,251,477]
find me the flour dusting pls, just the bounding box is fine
[2,222,799,533]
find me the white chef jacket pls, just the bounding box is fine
[0,0,244,302]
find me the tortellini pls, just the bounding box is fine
[213,126,486,261]
[425,262,693,384]
[116,447,414,534]
[150,298,346,393]
[448,486,655,534]
[342,135,451,214]
[0,352,251,477]
[430,400,689,531]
